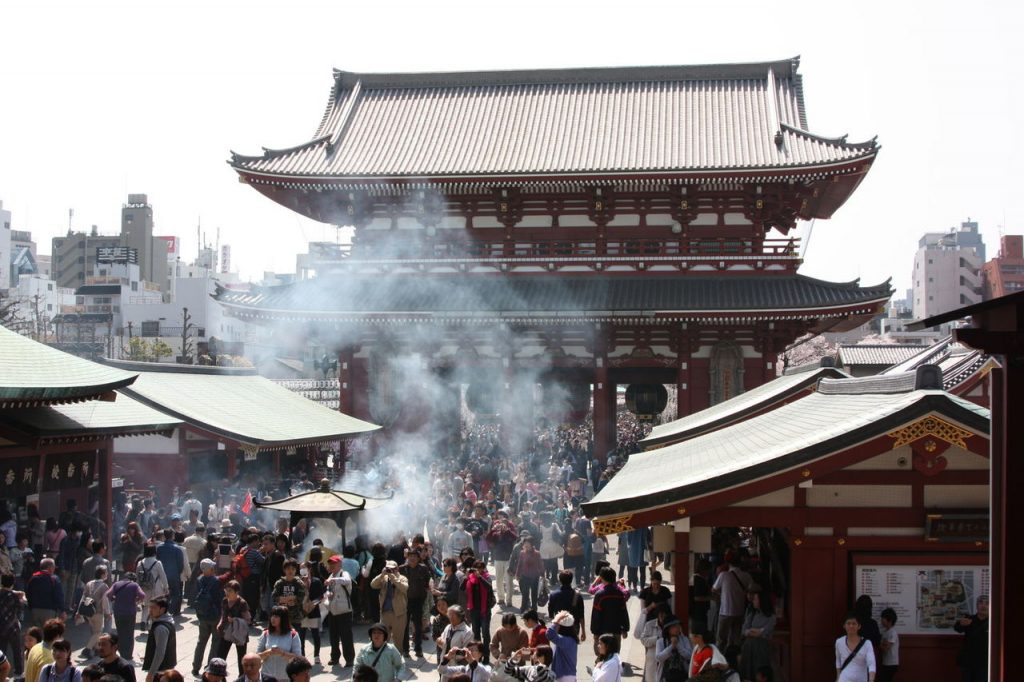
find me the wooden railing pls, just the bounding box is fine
[343,237,799,261]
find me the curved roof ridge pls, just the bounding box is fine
[781,123,878,151]
[328,57,803,90]
[230,136,330,165]
[313,79,341,140]
[795,273,892,292]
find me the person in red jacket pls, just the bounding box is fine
[514,540,543,612]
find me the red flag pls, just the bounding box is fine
[241,491,253,515]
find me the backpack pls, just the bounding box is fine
[137,560,155,589]
[661,648,688,682]
[232,547,252,580]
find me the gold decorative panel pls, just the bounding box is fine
[887,416,974,450]
[592,515,635,535]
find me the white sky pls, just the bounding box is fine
[2,0,1022,295]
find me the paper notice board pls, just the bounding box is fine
[855,564,990,635]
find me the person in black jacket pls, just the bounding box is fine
[546,571,585,642]
[589,568,629,654]
[954,595,989,682]
[853,594,881,654]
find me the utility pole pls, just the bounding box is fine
[31,294,41,340]
[181,307,194,364]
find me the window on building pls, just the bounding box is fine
[76,296,84,305]
[47,283,53,291]
[140,320,160,337]
[131,282,138,292]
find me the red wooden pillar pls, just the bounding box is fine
[675,353,690,421]
[337,347,354,415]
[673,522,690,625]
[592,365,612,462]
[952,324,1024,682]
[990,362,1023,682]
[99,441,113,550]
[789,538,804,682]
[226,447,237,479]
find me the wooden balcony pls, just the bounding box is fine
[311,237,800,275]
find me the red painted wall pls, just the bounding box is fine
[791,545,977,682]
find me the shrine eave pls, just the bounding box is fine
[212,274,892,329]
[641,364,850,447]
[0,326,137,407]
[232,154,876,190]
[581,388,989,520]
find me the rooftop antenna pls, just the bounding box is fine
[196,217,201,262]
[68,208,74,233]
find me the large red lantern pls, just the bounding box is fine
[625,384,668,422]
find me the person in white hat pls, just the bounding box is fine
[546,611,579,682]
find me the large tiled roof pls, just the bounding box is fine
[837,344,927,368]
[0,327,137,407]
[642,364,848,447]
[582,387,989,519]
[230,58,878,181]
[101,361,379,451]
[0,394,180,444]
[215,274,891,323]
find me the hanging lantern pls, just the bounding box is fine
[625,384,668,422]
[466,380,500,419]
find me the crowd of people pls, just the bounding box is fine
[0,410,990,682]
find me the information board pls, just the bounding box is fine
[855,564,990,635]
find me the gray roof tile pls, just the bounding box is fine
[231,58,878,180]
[102,361,379,450]
[642,365,848,446]
[837,344,926,367]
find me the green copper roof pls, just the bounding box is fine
[0,393,181,443]
[583,389,989,520]
[101,361,380,450]
[0,327,136,406]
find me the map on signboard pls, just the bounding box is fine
[856,564,990,635]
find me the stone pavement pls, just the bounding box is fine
[58,574,665,682]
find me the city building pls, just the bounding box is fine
[912,219,986,320]
[50,194,171,298]
[0,202,12,291]
[52,260,162,353]
[121,194,170,296]
[10,273,76,338]
[981,234,1024,298]
[50,225,121,290]
[222,57,890,462]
